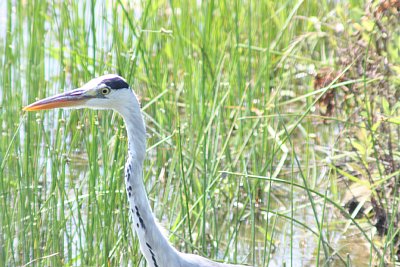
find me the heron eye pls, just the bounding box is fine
[101,88,111,95]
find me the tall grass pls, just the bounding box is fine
[0,0,398,266]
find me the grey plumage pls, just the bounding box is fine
[24,74,251,267]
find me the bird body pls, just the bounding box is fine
[24,75,250,267]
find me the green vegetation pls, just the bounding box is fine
[0,0,398,266]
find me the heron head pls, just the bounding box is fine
[23,74,135,112]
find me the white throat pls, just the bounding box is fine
[115,90,180,267]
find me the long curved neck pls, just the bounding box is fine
[119,94,179,267]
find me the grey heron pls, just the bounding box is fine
[24,75,250,267]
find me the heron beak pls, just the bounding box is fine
[23,88,96,111]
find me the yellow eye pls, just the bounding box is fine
[101,88,111,95]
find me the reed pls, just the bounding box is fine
[0,0,398,266]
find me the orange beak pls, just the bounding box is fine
[23,88,93,111]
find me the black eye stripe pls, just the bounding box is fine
[102,77,129,90]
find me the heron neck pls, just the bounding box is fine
[121,103,179,267]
